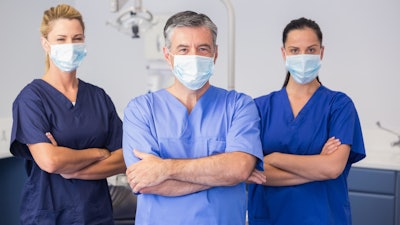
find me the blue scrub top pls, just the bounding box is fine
[123,86,264,225]
[10,79,122,225]
[248,86,366,225]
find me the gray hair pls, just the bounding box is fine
[163,11,218,50]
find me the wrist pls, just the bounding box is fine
[96,148,110,160]
[164,158,175,180]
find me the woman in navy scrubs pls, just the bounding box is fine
[247,17,366,225]
[10,4,126,225]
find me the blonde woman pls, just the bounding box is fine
[10,4,125,224]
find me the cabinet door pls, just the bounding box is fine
[397,173,400,225]
[349,191,395,225]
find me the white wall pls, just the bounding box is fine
[1,0,399,133]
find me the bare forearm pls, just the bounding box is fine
[139,180,210,196]
[267,146,350,181]
[62,149,126,180]
[262,164,311,186]
[168,152,256,186]
[127,150,258,194]
[29,143,110,174]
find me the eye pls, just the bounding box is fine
[176,48,188,55]
[73,37,84,41]
[199,46,211,52]
[307,47,317,54]
[289,48,299,55]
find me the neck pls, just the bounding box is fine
[167,81,210,113]
[286,78,321,96]
[42,66,79,93]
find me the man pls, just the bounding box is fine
[123,11,265,225]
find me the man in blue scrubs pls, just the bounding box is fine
[123,11,265,225]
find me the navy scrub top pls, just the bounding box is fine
[10,79,122,225]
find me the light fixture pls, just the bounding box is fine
[107,0,154,38]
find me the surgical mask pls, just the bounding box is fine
[285,54,321,84]
[49,43,87,72]
[173,55,215,90]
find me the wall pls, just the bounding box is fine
[0,1,399,223]
[1,0,399,131]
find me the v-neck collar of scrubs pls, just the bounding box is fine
[283,85,323,123]
[162,85,215,116]
[35,78,82,109]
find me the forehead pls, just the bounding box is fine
[48,18,83,37]
[285,27,319,47]
[170,26,213,47]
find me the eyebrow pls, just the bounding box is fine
[55,34,84,38]
[175,43,212,49]
[287,44,320,49]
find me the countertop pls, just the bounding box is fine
[352,129,400,171]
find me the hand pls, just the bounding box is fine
[46,132,58,146]
[320,137,341,155]
[246,169,267,184]
[126,149,170,193]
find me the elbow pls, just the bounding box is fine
[228,156,256,185]
[229,170,252,185]
[38,157,63,174]
[322,167,343,180]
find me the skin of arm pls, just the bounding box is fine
[248,164,312,187]
[267,144,350,181]
[44,132,126,180]
[248,137,346,186]
[28,142,110,174]
[61,149,126,180]
[126,149,263,194]
[138,180,211,197]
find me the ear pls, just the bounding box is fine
[320,46,325,60]
[213,45,218,64]
[41,37,50,53]
[281,47,286,60]
[163,46,173,68]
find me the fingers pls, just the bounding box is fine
[126,165,141,192]
[45,132,58,146]
[321,137,341,155]
[247,170,266,184]
[133,149,150,160]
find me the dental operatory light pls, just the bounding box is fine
[107,0,154,38]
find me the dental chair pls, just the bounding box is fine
[109,177,137,225]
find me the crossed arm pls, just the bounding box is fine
[125,149,265,196]
[28,132,126,180]
[248,137,350,186]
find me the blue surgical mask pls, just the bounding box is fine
[49,43,87,72]
[173,55,215,90]
[285,54,321,84]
